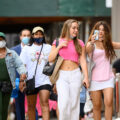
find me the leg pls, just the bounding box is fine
[0,91,2,120]
[39,89,50,120]
[56,104,59,120]
[15,90,25,120]
[3,93,11,120]
[27,94,37,120]
[103,88,113,120]
[90,90,102,120]
[69,72,82,120]
[80,103,85,120]
[56,76,70,120]
[35,108,38,120]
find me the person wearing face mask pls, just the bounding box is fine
[0,32,27,120]
[86,21,120,120]
[20,26,52,120]
[11,29,31,120]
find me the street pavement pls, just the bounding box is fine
[38,116,119,120]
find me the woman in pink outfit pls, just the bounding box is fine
[86,21,120,120]
[49,19,89,120]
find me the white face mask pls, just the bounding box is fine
[0,40,6,48]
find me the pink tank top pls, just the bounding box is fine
[52,38,85,64]
[92,45,114,82]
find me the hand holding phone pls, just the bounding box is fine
[94,30,99,40]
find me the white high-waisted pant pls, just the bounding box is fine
[56,68,82,120]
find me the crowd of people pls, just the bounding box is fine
[0,19,120,120]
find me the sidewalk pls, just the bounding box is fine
[38,116,118,120]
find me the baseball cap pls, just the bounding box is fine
[0,32,6,38]
[32,26,44,34]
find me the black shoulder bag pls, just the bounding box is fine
[43,38,59,76]
[26,44,43,95]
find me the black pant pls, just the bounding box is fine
[0,91,11,120]
[80,103,85,118]
[15,90,25,120]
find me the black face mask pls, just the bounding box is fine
[33,37,44,44]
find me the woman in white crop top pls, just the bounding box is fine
[49,19,89,120]
[86,21,120,120]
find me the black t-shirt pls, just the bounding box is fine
[113,59,120,73]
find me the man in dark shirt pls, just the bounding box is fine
[113,59,120,74]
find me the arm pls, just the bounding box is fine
[48,40,68,62]
[112,42,120,49]
[86,42,95,54]
[79,47,89,88]
[19,74,26,92]
[86,34,96,54]
[13,51,27,92]
[48,45,61,62]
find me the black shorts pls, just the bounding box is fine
[37,84,51,91]
[26,84,51,96]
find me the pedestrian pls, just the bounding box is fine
[48,19,89,120]
[0,32,26,120]
[80,86,86,120]
[112,58,120,114]
[112,58,120,74]
[86,21,120,120]
[11,29,31,120]
[20,26,52,120]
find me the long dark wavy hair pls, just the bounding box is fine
[60,19,82,55]
[88,21,116,60]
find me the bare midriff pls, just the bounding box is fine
[60,60,79,71]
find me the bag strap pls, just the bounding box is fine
[90,43,95,60]
[56,38,59,58]
[88,44,95,71]
[56,38,59,47]
[34,44,43,76]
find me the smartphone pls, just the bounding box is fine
[94,30,99,40]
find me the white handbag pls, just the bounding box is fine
[84,90,93,113]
